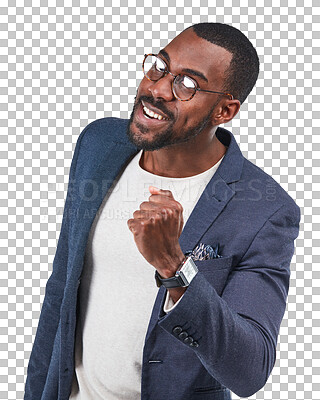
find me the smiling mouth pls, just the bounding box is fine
[141,101,170,121]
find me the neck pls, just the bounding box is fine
[140,127,227,178]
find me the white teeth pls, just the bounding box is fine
[143,104,168,120]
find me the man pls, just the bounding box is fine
[24,23,300,400]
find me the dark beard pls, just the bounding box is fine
[126,96,218,151]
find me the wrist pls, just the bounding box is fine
[167,286,187,304]
[155,254,198,289]
[155,251,186,278]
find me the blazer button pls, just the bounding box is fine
[178,331,188,340]
[190,341,199,348]
[183,336,193,345]
[172,326,183,335]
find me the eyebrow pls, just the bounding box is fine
[158,49,208,83]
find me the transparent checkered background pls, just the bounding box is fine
[1,0,319,399]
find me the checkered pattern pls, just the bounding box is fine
[1,1,319,399]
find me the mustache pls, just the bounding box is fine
[136,95,175,120]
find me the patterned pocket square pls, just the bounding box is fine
[186,242,221,261]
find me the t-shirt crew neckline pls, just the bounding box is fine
[137,150,224,181]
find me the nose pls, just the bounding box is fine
[147,73,175,102]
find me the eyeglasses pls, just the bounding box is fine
[142,53,234,102]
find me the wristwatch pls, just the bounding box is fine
[155,255,198,288]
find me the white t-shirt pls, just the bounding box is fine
[69,150,223,399]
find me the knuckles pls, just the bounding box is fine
[132,210,141,219]
[146,196,183,214]
[176,202,183,213]
[130,197,183,227]
[139,201,150,210]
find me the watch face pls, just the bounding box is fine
[179,258,198,284]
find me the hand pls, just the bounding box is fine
[127,186,185,278]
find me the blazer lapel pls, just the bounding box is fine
[180,127,244,253]
[178,175,236,254]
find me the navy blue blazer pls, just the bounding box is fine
[24,117,300,400]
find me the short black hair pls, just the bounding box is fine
[188,22,260,104]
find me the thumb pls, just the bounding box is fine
[149,186,173,197]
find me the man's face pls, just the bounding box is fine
[127,28,233,151]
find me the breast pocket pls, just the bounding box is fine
[195,256,233,296]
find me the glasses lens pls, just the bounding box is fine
[143,55,166,81]
[173,75,196,101]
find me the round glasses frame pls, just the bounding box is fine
[142,53,234,102]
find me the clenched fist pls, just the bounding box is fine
[127,186,185,279]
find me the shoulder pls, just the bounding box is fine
[216,127,299,220]
[69,117,137,180]
[239,157,300,223]
[76,117,131,150]
[74,116,134,161]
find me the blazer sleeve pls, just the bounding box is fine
[24,126,87,399]
[158,200,300,398]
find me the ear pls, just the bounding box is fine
[212,99,241,125]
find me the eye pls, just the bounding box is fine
[180,75,196,89]
[154,57,167,73]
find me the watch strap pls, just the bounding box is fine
[155,270,187,288]
[155,255,198,288]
